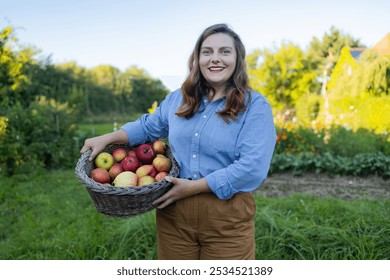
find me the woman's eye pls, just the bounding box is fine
[222,49,231,55]
[202,50,211,55]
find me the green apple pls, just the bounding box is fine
[95,152,114,170]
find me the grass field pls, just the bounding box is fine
[1,170,390,260]
[77,122,125,137]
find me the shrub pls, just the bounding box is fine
[270,152,390,178]
[0,97,78,176]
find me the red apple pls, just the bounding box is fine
[121,155,140,172]
[108,163,124,180]
[152,139,167,155]
[127,150,137,157]
[136,143,155,164]
[113,171,138,187]
[90,167,111,184]
[152,155,172,173]
[155,171,168,182]
[138,175,156,186]
[135,164,157,178]
[112,147,127,162]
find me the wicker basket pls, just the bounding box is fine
[75,143,180,218]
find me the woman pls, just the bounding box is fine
[80,23,276,259]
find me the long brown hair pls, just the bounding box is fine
[176,23,250,123]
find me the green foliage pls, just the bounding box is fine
[1,170,390,260]
[0,26,28,93]
[248,26,387,136]
[306,26,364,79]
[0,96,78,175]
[0,25,169,175]
[294,93,321,126]
[248,43,317,110]
[273,122,390,177]
[270,152,390,178]
[323,48,390,134]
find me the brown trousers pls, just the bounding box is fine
[156,192,256,260]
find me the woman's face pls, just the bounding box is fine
[199,33,237,90]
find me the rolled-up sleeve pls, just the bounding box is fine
[205,97,276,199]
[121,93,172,146]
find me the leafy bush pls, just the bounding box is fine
[275,122,389,157]
[0,97,78,176]
[270,152,390,178]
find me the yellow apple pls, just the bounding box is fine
[112,171,138,187]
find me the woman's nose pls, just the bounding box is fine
[211,52,220,63]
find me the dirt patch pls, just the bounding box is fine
[256,173,390,200]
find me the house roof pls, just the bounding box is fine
[349,48,365,59]
[372,33,390,56]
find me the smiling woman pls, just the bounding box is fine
[80,23,276,260]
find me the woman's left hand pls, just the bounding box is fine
[152,176,210,209]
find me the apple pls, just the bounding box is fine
[121,155,140,172]
[112,147,127,162]
[91,167,111,184]
[113,171,138,187]
[138,175,156,186]
[108,163,124,180]
[136,143,155,164]
[152,139,167,155]
[155,171,168,182]
[127,150,137,157]
[95,152,114,170]
[152,155,172,173]
[135,164,157,178]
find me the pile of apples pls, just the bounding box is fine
[90,140,172,187]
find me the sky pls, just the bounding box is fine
[2,0,390,91]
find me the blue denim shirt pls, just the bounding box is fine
[121,89,276,199]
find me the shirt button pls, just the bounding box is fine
[192,154,197,158]
[194,132,199,137]
[193,174,198,178]
[203,115,207,118]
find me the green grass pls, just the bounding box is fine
[1,170,390,260]
[77,122,126,137]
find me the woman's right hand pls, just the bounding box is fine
[80,135,110,161]
[80,129,129,161]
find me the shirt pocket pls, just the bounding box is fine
[205,117,241,158]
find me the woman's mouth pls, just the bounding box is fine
[208,66,225,72]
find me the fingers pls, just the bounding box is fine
[152,177,186,209]
[89,149,98,162]
[154,198,173,209]
[153,191,169,207]
[153,181,176,209]
[80,144,91,154]
[80,143,97,162]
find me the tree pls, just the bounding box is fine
[124,66,168,113]
[247,42,316,111]
[306,26,364,93]
[0,25,79,175]
[324,48,390,134]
